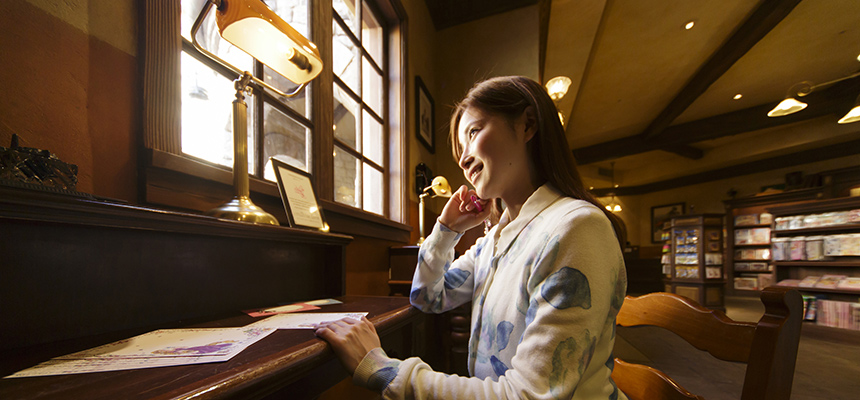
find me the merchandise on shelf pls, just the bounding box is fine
[773,209,860,231]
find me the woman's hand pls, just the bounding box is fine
[313,316,381,374]
[438,185,492,233]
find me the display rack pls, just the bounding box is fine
[661,214,726,310]
[767,197,860,299]
[724,187,827,295]
[767,196,860,331]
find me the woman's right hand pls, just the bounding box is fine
[438,185,491,233]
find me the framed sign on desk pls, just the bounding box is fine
[271,158,328,231]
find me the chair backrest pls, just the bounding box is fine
[611,286,803,400]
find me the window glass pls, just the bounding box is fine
[333,21,359,94]
[263,103,310,181]
[361,0,383,64]
[333,0,358,35]
[334,85,359,149]
[262,0,309,115]
[181,52,255,173]
[334,146,360,207]
[363,164,383,215]
[362,57,383,114]
[362,110,382,166]
[181,0,253,70]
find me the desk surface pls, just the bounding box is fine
[0,296,418,400]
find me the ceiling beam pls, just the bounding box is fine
[537,0,551,83]
[638,0,802,142]
[590,137,860,197]
[573,76,860,165]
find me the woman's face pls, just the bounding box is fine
[457,106,536,204]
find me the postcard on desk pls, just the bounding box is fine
[244,302,320,317]
[247,312,368,330]
[55,327,275,360]
[5,327,276,378]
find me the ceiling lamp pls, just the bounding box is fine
[838,94,860,124]
[769,70,860,118]
[546,76,572,101]
[767,81,811,117]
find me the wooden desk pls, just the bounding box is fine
[0,296,422,399]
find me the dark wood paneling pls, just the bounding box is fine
[0,185,351,351]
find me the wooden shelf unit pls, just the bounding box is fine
[662,213,726,310]
[768,196,860,301]
[723,187,828,296]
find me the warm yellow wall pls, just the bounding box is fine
[0,0,138,201]
[403,0,438,204]
[429,5,541,214]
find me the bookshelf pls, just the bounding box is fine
[767,197,860,299]
[723,187,827,296]
[767,196,860,331]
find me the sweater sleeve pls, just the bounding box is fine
[355,207,627,400]
[409,220,485,314]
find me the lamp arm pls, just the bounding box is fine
[191,0,308,99]
[798,71,860,97]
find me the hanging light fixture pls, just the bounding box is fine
[768,71,860,118]
[838,93,860,124]
[604,162,622,213]
[767,82,812,117]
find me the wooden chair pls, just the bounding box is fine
[611,286,803,400]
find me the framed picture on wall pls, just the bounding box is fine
[271,157,328,231]
[415,76,435,153]
[651,202,685,243]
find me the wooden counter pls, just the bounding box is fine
[0,296,422,399]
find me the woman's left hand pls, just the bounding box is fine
[313,316,381,374]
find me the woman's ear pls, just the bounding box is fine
[521,106,538,142]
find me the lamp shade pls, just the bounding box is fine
[217,0,322,84]
[546,76,572,101]
[767,97,807,117]
[427,176,453,197]
[838,104,860,124]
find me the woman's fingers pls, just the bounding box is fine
[313,316,381,374]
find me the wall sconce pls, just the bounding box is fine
[546,76,572,101]
[768,71,860,122]
[191,0,323,225]
[418,176,452,244]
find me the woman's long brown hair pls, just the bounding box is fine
[449,76,627,248]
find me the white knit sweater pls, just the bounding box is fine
[353,184,628,400]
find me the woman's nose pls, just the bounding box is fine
[459,148,472,171]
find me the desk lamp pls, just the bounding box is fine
[191,0,322,225]
[418,176,452,245]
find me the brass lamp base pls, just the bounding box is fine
[205,196,279,225]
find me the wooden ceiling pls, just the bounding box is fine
[425,0,860,195]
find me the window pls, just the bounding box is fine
[331,0,387,215]
[141,0,407,237]
[180,0,311,180]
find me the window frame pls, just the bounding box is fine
[139,0,409,241]
[331,0,389,214]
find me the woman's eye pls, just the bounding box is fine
[469,128,479,139]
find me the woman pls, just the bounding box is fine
[315,76,628,399]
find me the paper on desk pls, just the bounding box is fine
[303,298,343,306]
[247,312,368,330]
[244,302,320,317]
[4,327,276,379]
